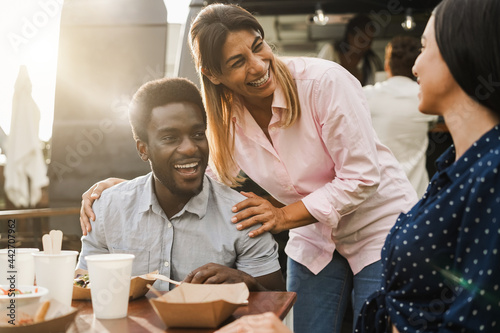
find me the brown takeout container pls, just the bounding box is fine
[0,298,78,333]
[72,269,157,300]
[149,282,249,328]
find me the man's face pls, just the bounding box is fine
[140,101,209,197]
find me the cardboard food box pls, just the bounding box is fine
[72,269,157,300]
[0,298,78,333]
[149,282,249,328]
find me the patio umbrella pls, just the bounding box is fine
[0,126,6,153]
[4,65,49,207]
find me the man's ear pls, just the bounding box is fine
[137,140,149,162]
[201,67,221,85]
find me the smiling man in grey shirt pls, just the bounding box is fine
[76,78,284,291]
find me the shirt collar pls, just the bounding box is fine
[138,172,156,214]
[435,125,500,180]
[232,83,287,124]
[179,176,209,220]
[272,83,287,110]
[385,76,416,85]
[138,172,209,220]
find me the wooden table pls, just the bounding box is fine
[68,291,296,332]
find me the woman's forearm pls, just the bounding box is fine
[279,200,317,231]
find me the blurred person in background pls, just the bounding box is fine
[317,14,383,86]
[364,35,438,197]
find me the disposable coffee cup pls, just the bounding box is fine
[86,253,135,319]
[0,248,39,286]
[33,250,78,307]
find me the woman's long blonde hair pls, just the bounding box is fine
[190,4,301,187]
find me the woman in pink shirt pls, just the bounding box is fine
[80,4,416,332]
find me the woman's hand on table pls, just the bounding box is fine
[80,177,126,235]
[231,192,316,237]
[214,312,292,333]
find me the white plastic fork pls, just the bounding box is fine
[145,273,182,286]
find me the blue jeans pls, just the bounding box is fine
[287,251,381,333]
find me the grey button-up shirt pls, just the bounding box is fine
[77,173,280,290]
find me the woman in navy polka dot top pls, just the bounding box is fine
[356,0,500,332]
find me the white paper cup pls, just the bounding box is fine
[86,253,135,319]
[0,248,39,286]
[32,250,78,307]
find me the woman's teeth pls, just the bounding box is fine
[248,70,269,87]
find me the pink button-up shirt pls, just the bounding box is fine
[231,57,417,275]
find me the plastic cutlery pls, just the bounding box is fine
[42,234,52,254]
[145,273,182,286]
[50,230,63,254]
[42,230,63,254]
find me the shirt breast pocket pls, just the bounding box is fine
[110,247,151,276]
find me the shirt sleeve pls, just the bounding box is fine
[439,173,500,331]
[301,66,382,228]
[234,226,281,277]
[76,198,109,270]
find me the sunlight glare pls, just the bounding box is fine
[0,0,191,144]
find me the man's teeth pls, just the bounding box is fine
[175,162,198,169]
[248,71,269,87]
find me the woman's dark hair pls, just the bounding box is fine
[434,0,500,115]
[386,35,421,79]
[335,14,383,85]
[129,77,205,142]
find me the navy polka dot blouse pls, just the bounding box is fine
[356,125,500,333]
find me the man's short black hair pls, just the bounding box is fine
[129,77,206,142]
[386,35,421,79]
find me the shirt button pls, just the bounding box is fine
[167,222,172,228]
[164,261,169,267]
